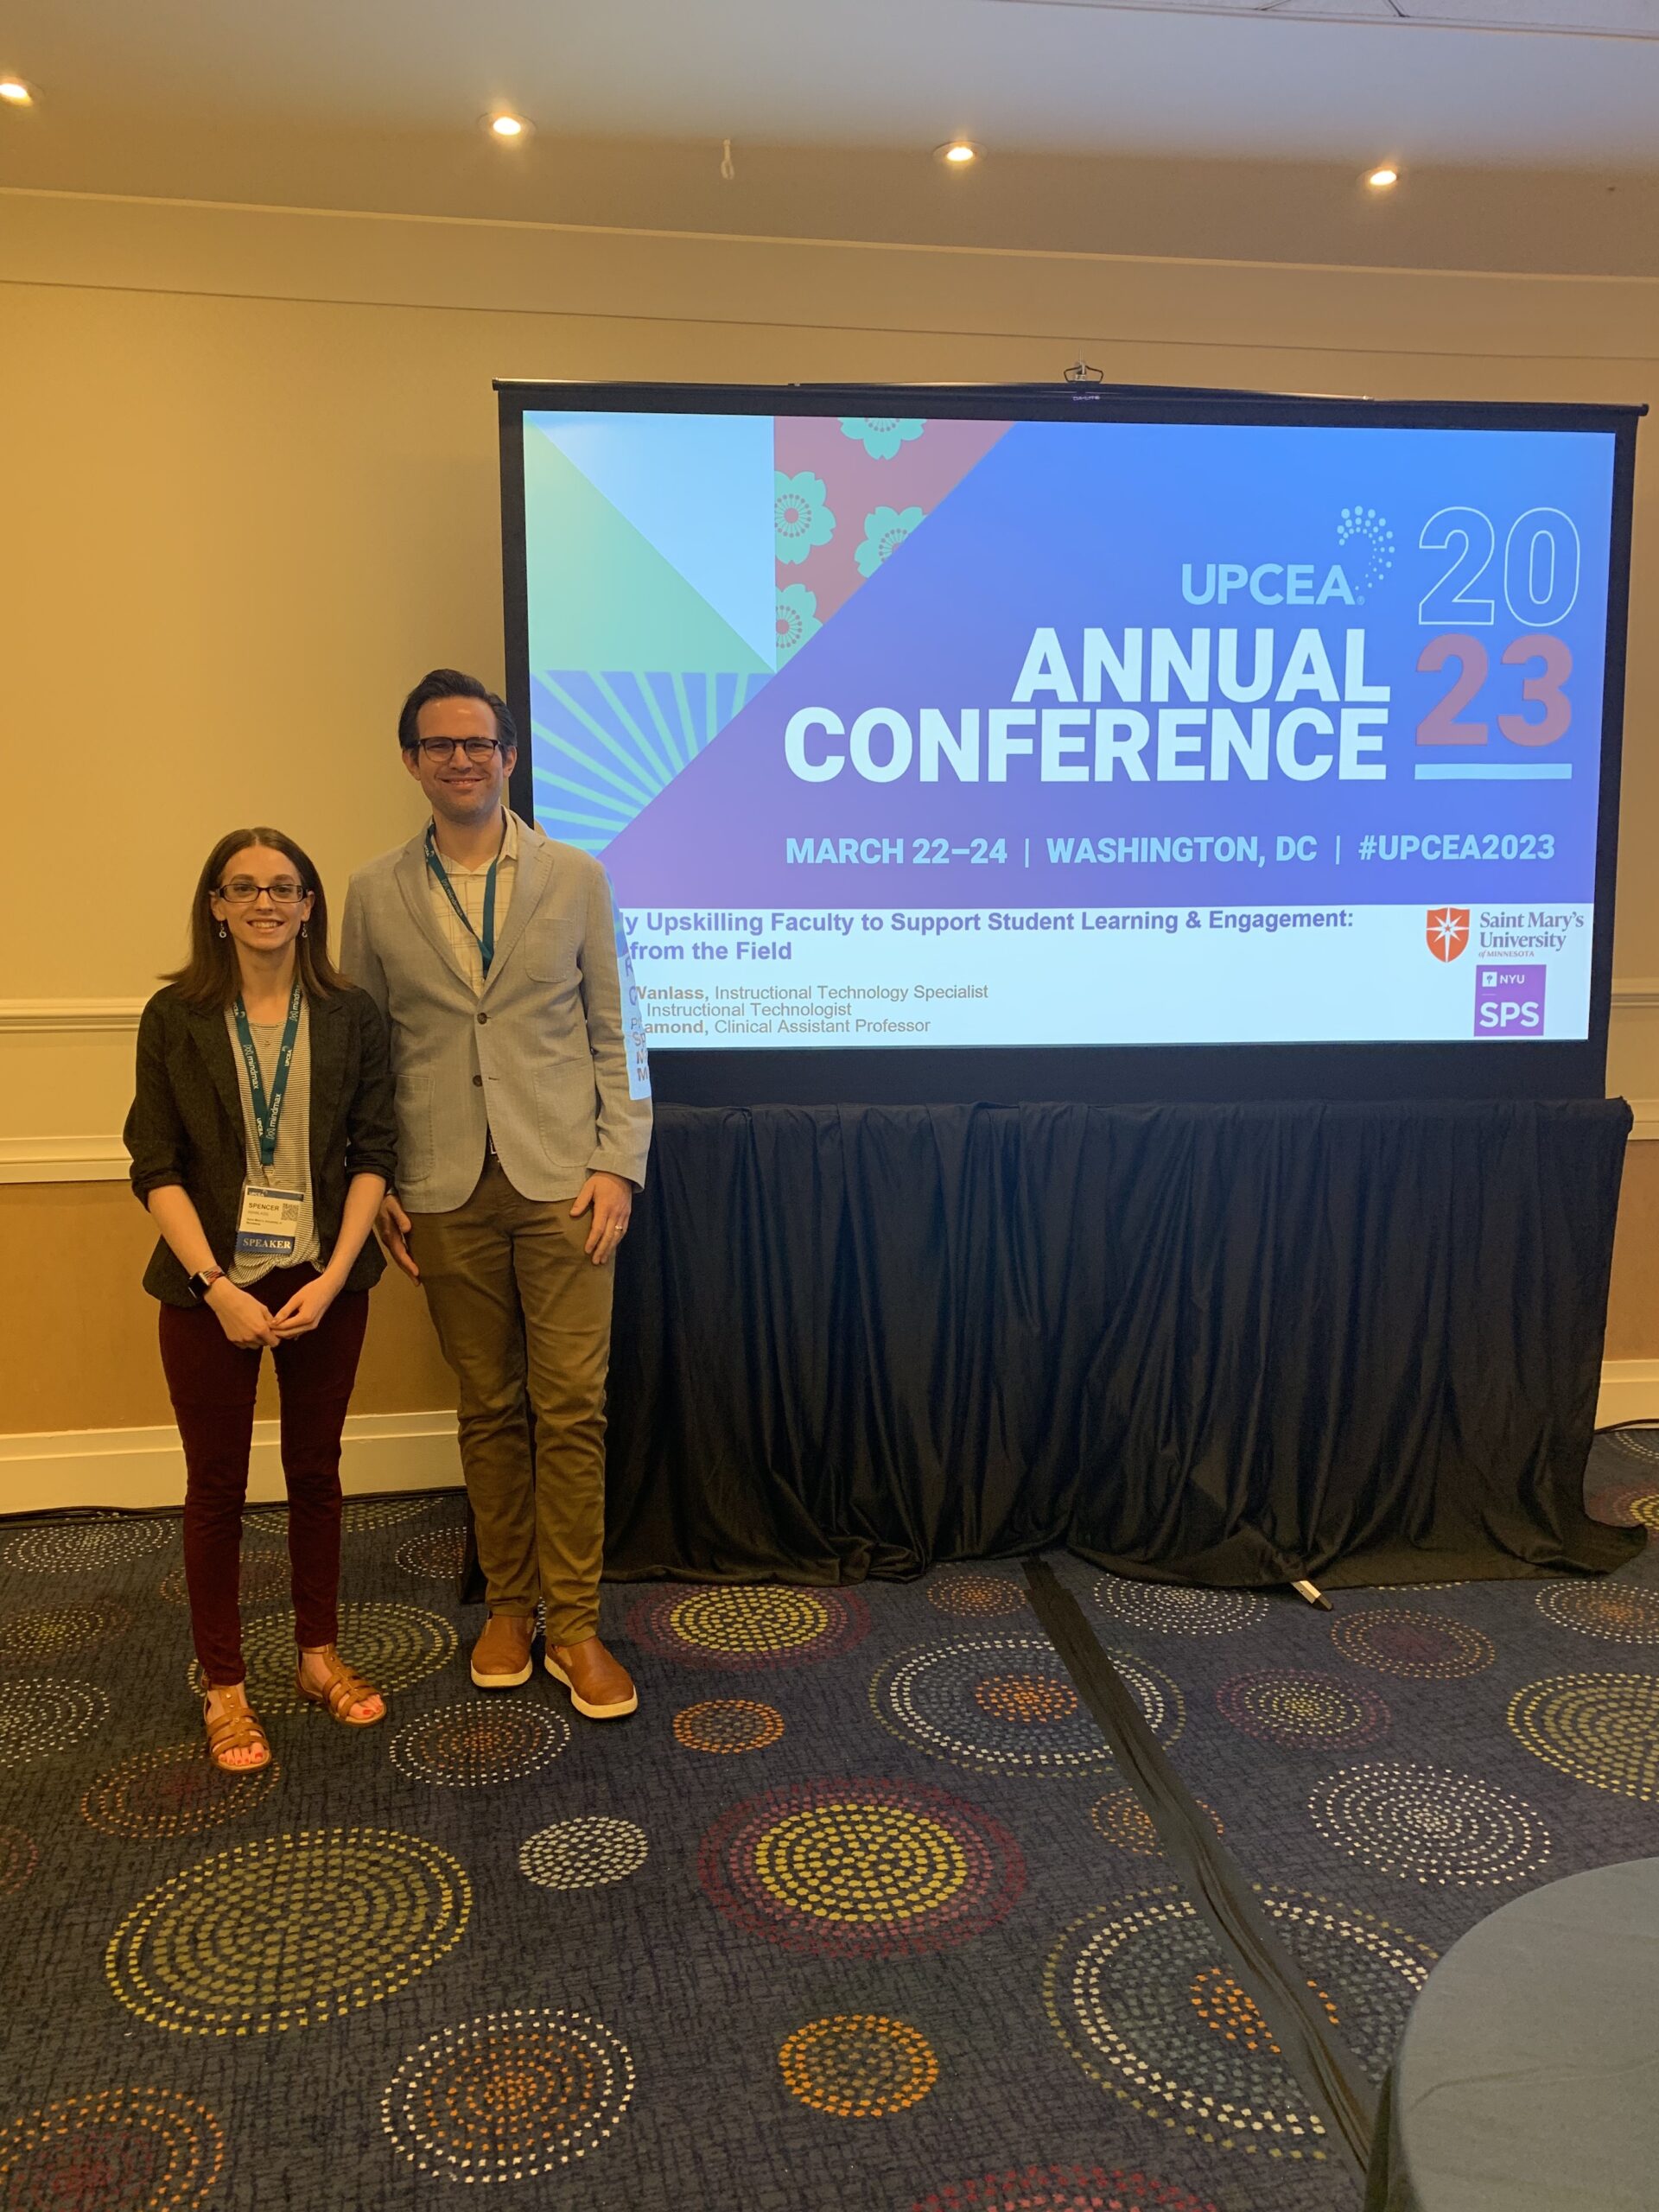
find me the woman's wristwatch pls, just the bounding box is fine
[188,1265,226,1301]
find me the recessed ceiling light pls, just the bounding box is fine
[0,75,36,106]
[483,110,533,143]
[1365,165,1401,190]
[934,141,982,168]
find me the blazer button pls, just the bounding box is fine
[472,1074,483,1086]
[477,1012,488,1024]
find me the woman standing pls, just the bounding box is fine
[126,828,398,1771]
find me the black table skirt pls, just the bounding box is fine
[594,1098,1639,1589]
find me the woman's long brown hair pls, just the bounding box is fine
[165,827,350,1010]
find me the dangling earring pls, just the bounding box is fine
[300,921,308,938]
[217,922,227,938]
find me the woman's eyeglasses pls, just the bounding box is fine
[217,879,308,906]
[413,737,502,763]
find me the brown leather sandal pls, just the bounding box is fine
[296,1646,386,1727]
[202,1691,272,1774]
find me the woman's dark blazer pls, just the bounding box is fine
[124,984,398,1308]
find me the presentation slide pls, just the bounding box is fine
[517,406,1616,1050]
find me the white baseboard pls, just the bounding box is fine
[0,1409,460,1517]
[2,1376,1655,1520]
[1597,1360,1659,1433]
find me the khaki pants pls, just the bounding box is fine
[409,1156,613,1643]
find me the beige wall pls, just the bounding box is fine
[1,185,1656,1435]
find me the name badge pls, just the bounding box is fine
[235,1184,303,1267]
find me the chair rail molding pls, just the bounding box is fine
[0,998,148,1033]
[3,981,1657,1034]
[3,991,1657,1177]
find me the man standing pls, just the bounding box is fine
[341,670,651,1718]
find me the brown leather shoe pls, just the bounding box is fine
[545,1637,639,1720]
[469,1612,535,1689]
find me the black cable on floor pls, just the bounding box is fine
[1024,1555,1376,2188]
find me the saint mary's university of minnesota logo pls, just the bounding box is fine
[1426,907,1470,962]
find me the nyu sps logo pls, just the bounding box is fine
[1182,505,1395,609]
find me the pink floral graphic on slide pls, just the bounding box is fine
[840,416,925,460]
[855,505,924,577]
[775,584,821,661]
[774,470,836,565]
[773,414,1011,630]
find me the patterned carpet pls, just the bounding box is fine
[0,1429,1653,2212]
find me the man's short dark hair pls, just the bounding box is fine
[397,669,518,753]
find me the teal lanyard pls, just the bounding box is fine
[231,981,303,1173]
[424,821,501,976]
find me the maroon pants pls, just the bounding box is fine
[158,1265,369,1685]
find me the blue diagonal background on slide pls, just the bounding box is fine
[530,412,778,668]
[531,669,772,851]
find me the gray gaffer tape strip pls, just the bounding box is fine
[1024,1557,1376,2183]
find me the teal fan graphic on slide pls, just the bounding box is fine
[524,413,776,849]
[530,669,771,852]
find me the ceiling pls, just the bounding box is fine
[3,0,1658,272]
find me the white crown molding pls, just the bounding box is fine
[0,999,148,1034]
[0,1408,460,1515]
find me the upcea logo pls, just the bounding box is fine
[1181,507,1395,610]
[1426,907,1470,962]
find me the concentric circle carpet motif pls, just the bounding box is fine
[389,1699,569,1789]
[238,1510,291,1552]
[626,1584,870,1670]
[380,2008,634,2179]
[1045,1886,1431,2153]
[1508,1673,1659,1800]
[912,2166,1218,2212]
[0,1824,40,1894]
[394,1526,468,1580]
[698,1777,1026,1957]
[81,1739,280,1840]
[926,1573,1028,1618]
[0,1601,130,1664]
[158,1551,288,1608]
[340,1497,433,1531]
[1329,1608,1495,1680]
[2,1520,169,1574]
[778,2015,938,2118]
[672,1699,785,1753]
[1215,1669,1391,1750]
[1589,1478,1659,1529]
[1091,1787,1223,1857]
[105,1827,471,2034]
[0,2088,224,2209]
[0,1678,109,1769]
[518,1818,648,1891]
[1093,1576,1268,1637]
[185,1601,455,1713]
[871,1635,1179,1774]
[1535,1580,1659,1646]
[1306,1759,1551,1886]
[1605,1427,1659,1465]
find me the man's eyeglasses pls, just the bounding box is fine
[412,737,503,764]
[217,878,308,906]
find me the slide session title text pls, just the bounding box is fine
[785,626,1393,786]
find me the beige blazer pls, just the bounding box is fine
[340,816,652,1212]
